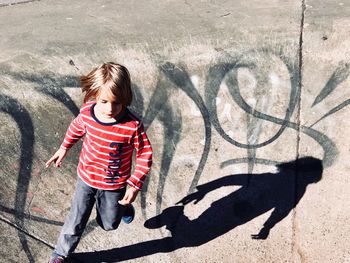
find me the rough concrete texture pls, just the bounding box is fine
[0,0,349,262]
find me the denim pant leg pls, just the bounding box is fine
[96,187,126,231]
[55,178,96,257]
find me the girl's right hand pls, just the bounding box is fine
[46,148,68,168]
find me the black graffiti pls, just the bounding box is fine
[0,73,80,262]
[204,50,338,173]
[311,62,350,127]
[0,50,347,262]
[205,56,299,149]
[0,93,47,263]
[139,62,211,216]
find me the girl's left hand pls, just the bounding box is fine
[118,187,139,206]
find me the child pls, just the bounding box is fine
[46,62,153,263]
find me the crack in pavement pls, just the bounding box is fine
[0,0,40,8]
[0,214,54,249]
[293,0,306,262]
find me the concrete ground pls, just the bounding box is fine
[0,0,349,262]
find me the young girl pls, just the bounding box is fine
[46,62,153,263]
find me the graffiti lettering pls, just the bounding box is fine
[1,48,347,262]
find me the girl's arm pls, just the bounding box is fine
[119,123,152,205]
[59,114,86,150]
[46,114,86,168]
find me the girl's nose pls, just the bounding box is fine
[105,103,113,112]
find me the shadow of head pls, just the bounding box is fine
[144,205,184,230]
[276,156,323,184]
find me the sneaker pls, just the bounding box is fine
[122,204,135,224]
[48,252,66,263]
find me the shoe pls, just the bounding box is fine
[48,252,66,263]
[122,204,135,224]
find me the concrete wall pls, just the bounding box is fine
[0,0,349,262]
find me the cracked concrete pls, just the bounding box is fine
[291,1,306,261]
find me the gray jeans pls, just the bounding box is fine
[55,177,127,257]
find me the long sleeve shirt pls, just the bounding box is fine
[60,101,153,191]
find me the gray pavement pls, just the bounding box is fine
[0,0,350,262]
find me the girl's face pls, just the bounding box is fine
[95,87,123,120]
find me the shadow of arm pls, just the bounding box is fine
[251,206,290,240]
[177,174,246,205]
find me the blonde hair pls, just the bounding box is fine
[80,62,132,105]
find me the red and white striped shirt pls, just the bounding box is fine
[60,101,153,191]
